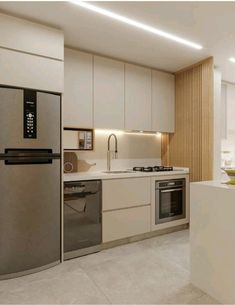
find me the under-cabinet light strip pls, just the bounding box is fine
[95,129,161,137]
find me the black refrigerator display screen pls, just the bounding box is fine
[24,90,37,139]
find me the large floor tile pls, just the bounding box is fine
[0,229,219,304]
[0,267,109,304]
[193,292,220,304]
[81,246,196,304]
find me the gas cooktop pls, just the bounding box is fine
[133,166,173,172]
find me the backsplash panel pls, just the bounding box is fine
[64,130,161,172]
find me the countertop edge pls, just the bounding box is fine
[191,180,235,190]
[63,168,189,182]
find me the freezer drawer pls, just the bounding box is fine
[0,159,61,278]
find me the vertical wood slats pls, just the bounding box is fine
[161,133,170,166]
[162,58,214,182]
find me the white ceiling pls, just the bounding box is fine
[1,1,235,82]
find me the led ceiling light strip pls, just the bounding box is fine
[69,0,203,50]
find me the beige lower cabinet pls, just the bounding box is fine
[102,177,150,211]
[102,177,151,242]
[102,205,151,243]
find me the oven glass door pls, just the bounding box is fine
[156,186,185,224]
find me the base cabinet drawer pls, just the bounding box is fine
[103,177,150,211]
[102,205,151,243]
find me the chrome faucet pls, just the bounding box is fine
[107,133,118,172]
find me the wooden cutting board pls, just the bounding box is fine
[63,152,78,173]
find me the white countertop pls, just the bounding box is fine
[64,167,189,182]
[191,179,235,190]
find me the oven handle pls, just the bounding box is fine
[160,188,183,193]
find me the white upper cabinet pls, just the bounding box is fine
[64,48,93,128]
[0,48,63,93]
[125,64,152,131]
[94,56,125,129]
[0,13,64,92]
[0,13,64,60]
[151,70,175,132]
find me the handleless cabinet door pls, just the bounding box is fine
[64,48,93,128]
[103,206,151,243]
[102,177,150,211]
[125,64,151,131]
[0,48,63,92]
[94,56,125,129]
[151,70,175,132]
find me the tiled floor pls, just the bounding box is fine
[0,229,219,304]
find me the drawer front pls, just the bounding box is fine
[102,205,151,243]
[102,177,150,211]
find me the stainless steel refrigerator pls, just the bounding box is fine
[0,86,61,279]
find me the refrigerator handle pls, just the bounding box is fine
[0,156,60,165]
[0,149,60,165]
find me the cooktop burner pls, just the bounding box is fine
[133,166,173,172]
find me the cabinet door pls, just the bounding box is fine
[102,177,150,211]
[0,13,64,60]
[103,206,151,242]
[125,64,151,131]
[151,70,175,132]
[64,48,93,128]
[94,56,124,129]
[0,48,63,93]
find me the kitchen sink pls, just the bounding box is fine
[103,170,135,174]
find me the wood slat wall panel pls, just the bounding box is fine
[161,133,170,166]
[163,58,214,182]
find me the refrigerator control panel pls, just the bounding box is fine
[24,90,37,139]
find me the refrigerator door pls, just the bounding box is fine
[0,159,61,279]
[0,87,61,153]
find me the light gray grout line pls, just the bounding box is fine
[191,290,211,303]
[78,229,190,305]
[0,45,63,62]
[79,265,113,305]
[194,292,220,304]
[74,250,112,304]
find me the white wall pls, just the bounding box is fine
[213,68,222,180]
[221,81,235,168]
[64,130,162,171]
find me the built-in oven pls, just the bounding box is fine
[155,178,186,224]
[64,180,102,260]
